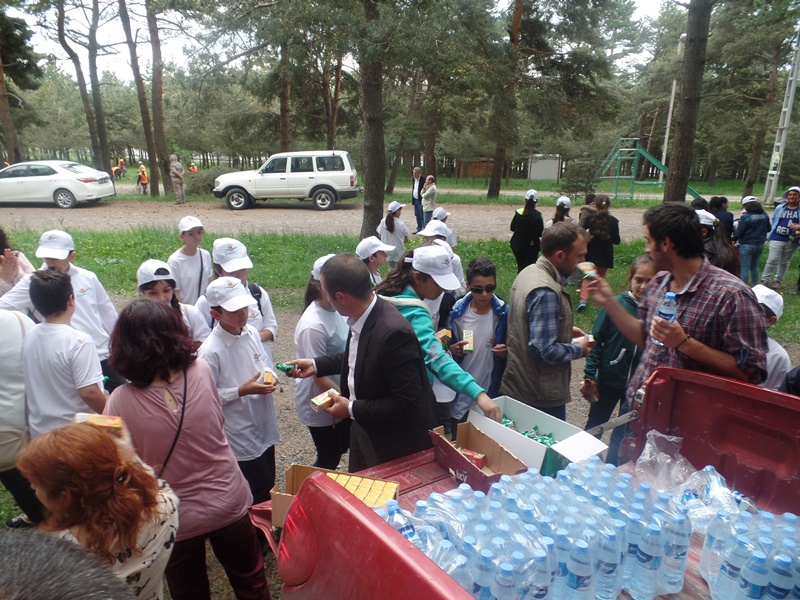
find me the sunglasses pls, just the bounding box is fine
[470,284,497,295]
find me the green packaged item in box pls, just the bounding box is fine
[501,415,517,431]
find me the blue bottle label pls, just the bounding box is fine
[397,524,415,540]
[627,543,639,556]
[567,573,591,591]
[666,543,687,561]
[768,583,791,599]
[637,550,661,571]
[721,561,741,578]
[597,560,618,576]
[738,578,766,598]
[556,562,567,577]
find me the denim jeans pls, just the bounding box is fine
[739,243,764,286]
[412,198,424,231]
[423,210,433,226]
[761,239,800,284]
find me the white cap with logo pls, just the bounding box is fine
[753,284,783,320]
[411,245,460,290]
[179,216,204,233]
[137,259,173,289]
[417,220,450,238]
[556,196,571,209]
[206,277,257,312]
[388,201,405,213]
[311,254,336,281]
[356,236,395,260]
[35,230,74,260]
[432,207,451,220]
[212,238,253,272]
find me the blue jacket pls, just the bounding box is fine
[448,293,509,419]
[733,212,770,245]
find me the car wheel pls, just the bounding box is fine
[225,188,252,210]
[53,189,77,209]
[312,188,336,211]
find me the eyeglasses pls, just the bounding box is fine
[470,284,497,295]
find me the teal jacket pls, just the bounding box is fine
[380,287,484,400]
[583,291,642,390]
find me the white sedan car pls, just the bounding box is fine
[0,160,116,208]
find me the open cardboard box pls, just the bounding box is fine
[429,422,527,492]
[270,464,399,528]
[468,395,607,476]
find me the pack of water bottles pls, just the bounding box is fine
[700,506,799,600]
[375,455,702,599]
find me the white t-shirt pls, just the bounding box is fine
[0,310,35,431]
[179,303,211,343]
[0,265,117,360]
[167,248,213,306]
[197,324,281,461]
[376,217,410,263]
[293,302,348,427]
[458,306,497,392]
[762,337,791,391]
[23,322,105,437]
[195,282,278,367]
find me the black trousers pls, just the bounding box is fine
[308,420,351,470]
[237,445,276,505]
[0,467,44,523]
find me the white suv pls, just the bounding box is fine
[213,150,359,210]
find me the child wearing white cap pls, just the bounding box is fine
[431,207,457,250]
[545,196,573,228]
[136,259,210,348]
[197,277,280,504]
[167,216,213,305]
[752,284,791,391]
[376,201,410,269]
[355,236,395,286]
[0,230,123,390]
[293,254,351,469]
[195,237,279,368]
[375,245,502,430]
[418,222,466,296]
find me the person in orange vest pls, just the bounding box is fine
[137,162,149,194]
[188,162,198,174]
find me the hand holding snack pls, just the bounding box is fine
[576,261,597,280]
[238,373,276,397]
[285,358,316,378]
[476,392,502,422]
[323,389,351,419]
[449,339,468,357]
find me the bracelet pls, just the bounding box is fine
[676,334,690,351]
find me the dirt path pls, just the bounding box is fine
[0,198,649,243]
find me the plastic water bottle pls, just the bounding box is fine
[491,562,518,600]
[446,554,474,593]
[595,530,620,600]
[554,528,572,600]
[662,513,691,593]
[766,553,793,600]
[565,539,593,599]
[526,548,552,599]
[629,522,663,600]
[736,550,769,599]
[429,539,457,570]
[387,501,424,551]
[701,510,733,584]
[715,535,754,600]
[613,519,628,597]
[651,292,677,346]
[472,548,496,600]
[623,510,645,586]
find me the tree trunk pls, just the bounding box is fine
[743,50,779,197]
[324,56,343,150]
[146,0,169,195]
[118,0,158,191]
[88,0,112,177]
[280,44,291,152]
[664,0,713,203]
[0,49,21,163]
[385,70,420,194]
[707,154,718,187]
[488,146,506,197]
[359,0,386,239]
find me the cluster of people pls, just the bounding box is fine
[0,170,796,596]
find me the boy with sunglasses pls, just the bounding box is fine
[447,257,508,430]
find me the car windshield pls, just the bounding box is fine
[61,163,95,174]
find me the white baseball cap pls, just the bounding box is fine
[388,201,405,213]
[432,207,451,220]
[525,189,538,202]
[36,230,74,260]
[137,259,173,289]
[556,196,571,209]
[311,254,336,281]
[695,209,716,227]
[417,220,450,238]
[179,216,204,232]
[205,277,257,312]
[213,238,253,272]
[411,245,460,290]
[753,284,783,320]
[355,236,395,260]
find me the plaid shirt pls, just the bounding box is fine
[526,288,583,365]
[626,260,768,404]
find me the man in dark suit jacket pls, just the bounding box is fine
[411,166,426,233]
[291,253,437,472]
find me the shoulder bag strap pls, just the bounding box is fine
[159,367,187,478]
[197,251,204,299]
[13,312,31,432]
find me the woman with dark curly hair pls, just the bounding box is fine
[16,422,179,600]
[105,299,271,600]
[0,227,35,297]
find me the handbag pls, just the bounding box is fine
[0,313,32,472]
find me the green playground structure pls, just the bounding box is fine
[597,138,701,200]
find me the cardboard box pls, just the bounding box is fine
[429,422,527,492]
[270,465,399,527]
[468,395,607,476]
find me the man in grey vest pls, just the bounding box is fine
[501,222,592,421]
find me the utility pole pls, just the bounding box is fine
[660,34,686,184]
[764,29,800,205]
